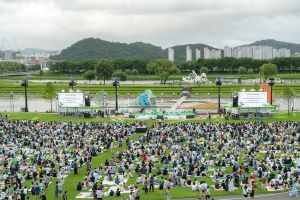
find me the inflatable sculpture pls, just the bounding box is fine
[182,70,208,84]
[130,90,156,108]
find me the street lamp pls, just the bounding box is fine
[10,92,14,112]
[268,78,275,105]
[113,77,120,112]
[21,79,29,112]
[215,77,222,113]
[69,78,77,90]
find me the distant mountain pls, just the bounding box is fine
[52,38,166,61]
[52,37,222,63]
[51,38,300,63]
[164,44,221,63]
[245,39,300,54]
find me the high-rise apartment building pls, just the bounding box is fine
[186,46,192,61]
[195,48,201,60]
[168,48,175,62]
[4,50,13,60]
[204,47,210,59]
[224,46,232,57]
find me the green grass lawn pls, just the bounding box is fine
[2,112,299,200]
[1,80,300,97]
[6,112,300,124]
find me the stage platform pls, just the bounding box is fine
[124,110,196,120]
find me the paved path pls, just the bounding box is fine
[174,192,299,200]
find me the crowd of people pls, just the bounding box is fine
[85,121,300,199]
[0,116,299,200]
[0,119,139,199]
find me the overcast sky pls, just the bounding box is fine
[0,0,300,50]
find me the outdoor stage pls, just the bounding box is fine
[124,110,196,120]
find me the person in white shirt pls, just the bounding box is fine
[129,191,135,200]
[96,189,102,200]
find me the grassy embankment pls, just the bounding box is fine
[1,80,300,98]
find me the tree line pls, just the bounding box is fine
[181,57,300,73]
[50,57,300,75]
[0,61,26,73]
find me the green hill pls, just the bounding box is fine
[248,39,300,54]
[52,38,221,63]
[52,38,166,61]
[52,38,300,63]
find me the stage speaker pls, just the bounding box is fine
[233,96,238,107]
[85,97,91,107]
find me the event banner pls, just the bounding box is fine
[238,92,267,107]
[58,93,84,107]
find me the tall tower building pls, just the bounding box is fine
[168,48,175,62]
[4,50,13,60]
[186,46,192,62]
[195,48,201,60]
[252,46,262,59]
[261,46,273,60]
[224,46,232,57]
[204,47,210,59]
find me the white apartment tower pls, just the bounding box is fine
[195,48,201,60]
[210,49,221,59]
[252,46,262,59]
[224,46,232,57]
[186,46,192,62]
[204,47,210,59]
[4,50,13,60]
[261,46,273,60]
[168,48,175,62]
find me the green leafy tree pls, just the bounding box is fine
[282,85,296,115]
[42,82,56,112]
[0,61,26,73]
[247,68,254,75]
[112,70,128,81]
[125,69,132,75]
[147,60,180,84]
[94,60,114,84]
[259,63,278,79]
[83,70,95,82]
[131,69,139,75]
[238,66,248,75]
[200,67,208,74]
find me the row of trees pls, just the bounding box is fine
[0,61,26,73]
[80,59,179,84]
[50,57,300,75]
[181,57,300,73]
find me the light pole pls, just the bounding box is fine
[268,78,275,105]
[113,78,120,112]
[127,92,130,105]
[216,77,222,113]
[10,92,14,112]
[103,94,107,114]
[56,94,58,112]
[21,79,29,112]
[69,78,77,91]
